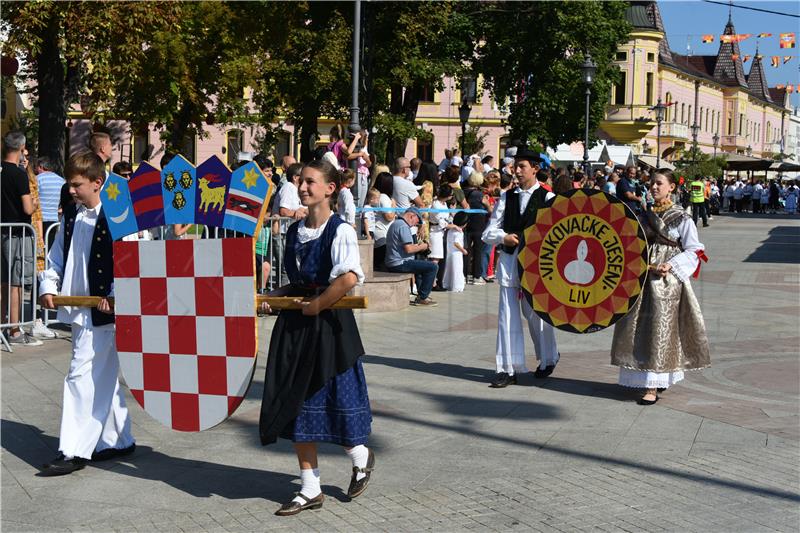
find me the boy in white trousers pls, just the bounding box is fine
[481,150,560,388]
[39,151,135,475]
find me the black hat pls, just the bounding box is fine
[513,149,544,165]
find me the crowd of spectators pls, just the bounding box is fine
[4,125,800,342]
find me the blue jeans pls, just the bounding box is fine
[387,260,438,300]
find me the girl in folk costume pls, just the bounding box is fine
[259,159,374,516]
[611,169,711,405]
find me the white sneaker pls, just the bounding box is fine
[30,319,58,339]
[7,332,44,346]
[472,278,486,285]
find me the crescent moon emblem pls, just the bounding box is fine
[110,206,130,224]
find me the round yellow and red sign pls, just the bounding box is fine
[518,189,648,334]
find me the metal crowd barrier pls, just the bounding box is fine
[37,218,295,331]
[1,222,39,352]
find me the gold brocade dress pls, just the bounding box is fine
[610,205,711,389]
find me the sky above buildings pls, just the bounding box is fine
[659,0,799,107]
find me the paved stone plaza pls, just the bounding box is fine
[2,212,799,532]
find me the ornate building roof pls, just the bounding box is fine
[711,14,748,87]
[746,50,773,103]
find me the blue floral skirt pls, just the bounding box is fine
[280,360,372,446]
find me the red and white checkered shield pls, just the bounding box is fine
[113,238,257,431]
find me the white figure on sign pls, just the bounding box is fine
[564,239,595,285]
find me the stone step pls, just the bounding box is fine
[351,271,413,313]
[358,239,374,279]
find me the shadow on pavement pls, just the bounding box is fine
[743,226,800,264]
[533,376,634,401]
[373,410,800,503]
[362,354,494,383]
[1,419,60,468]
[105,446,304,503]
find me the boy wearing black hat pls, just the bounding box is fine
[481,150,560,387]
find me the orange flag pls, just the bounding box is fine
[743,55,751,63]
[732,54,739,61]
[783,56,793,64]
[771,56,780,67]
[720,35,734,43]
[735,34,752,42]
[758,33,773,38]
[780,33,796,49]
[787,85,795,94]
[702,34,714,43]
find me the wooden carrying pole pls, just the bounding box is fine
[51,295,368,310]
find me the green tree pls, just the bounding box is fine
[363,1,474,162]
[674,147,726,179]
[475,1,630,149]
[2,1,180,171]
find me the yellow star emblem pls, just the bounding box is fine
[241,167,260,190]
[106,182,121,201]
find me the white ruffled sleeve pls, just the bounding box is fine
[668,217,704,283]
[330,223,366,285]
[39,221,66,296]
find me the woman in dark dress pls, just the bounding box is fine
[259,159,374,516]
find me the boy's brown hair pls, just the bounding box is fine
[64,150,106,183]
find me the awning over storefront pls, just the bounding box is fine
[722,153,773,171]
[769,161,800,172]
[636,154,675,171]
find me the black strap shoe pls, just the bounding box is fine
[533,364,556,379]
[275,492,324,516]
[489,372,517,388]
[40,454,87,476]
[91,443,136,462]
[347,449,375,499]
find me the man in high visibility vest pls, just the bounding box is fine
[689,175,709,227]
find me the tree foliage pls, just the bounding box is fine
[2,1,181,169]
[475,1,630,148]
[363,1,474,161]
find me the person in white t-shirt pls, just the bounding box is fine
[273,163,307,269]
[391,157,423,209]
[337,170,357,228]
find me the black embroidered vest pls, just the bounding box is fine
[62,204,115,326]
[284,215,344,287]
[501,186,549,254]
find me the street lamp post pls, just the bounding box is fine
[651,98,667,168]
[458,75,477,156]
[690,123,700,178]
[581,53,597,176]
[712,132,719,158]
[458,102,471,158]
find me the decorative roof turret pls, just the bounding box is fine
[712,15,748,87]
[746,46,773,102]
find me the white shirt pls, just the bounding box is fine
[295,215,365,285]
[392,175,419,208]
[39,203,113,328]
[430,199,450,232]
[337,187,356,225]
[372,194,394,246]
[278,182,302,233]
[482,182,555,288]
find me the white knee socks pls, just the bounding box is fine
[293,468,321,503]
[345,445,369,481]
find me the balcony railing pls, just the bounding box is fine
[661,122,689,140]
